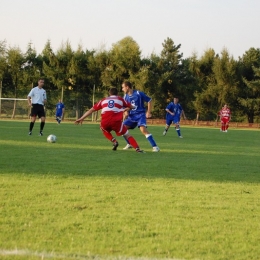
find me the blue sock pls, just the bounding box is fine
[145,134,157,147]
[176,128,181,136]
[123,135,130,144]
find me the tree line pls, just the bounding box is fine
[0,37,259,122]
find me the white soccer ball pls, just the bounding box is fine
[47,134,57,143]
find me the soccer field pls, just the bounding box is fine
[0,120,260,260]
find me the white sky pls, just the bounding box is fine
[1,0,259,59]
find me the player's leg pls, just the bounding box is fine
[100,125,118,150]
[226,120,230,132]
[138,116,159,152]
[55,113,59,123]
[223,118,228,132]
[221,119,225,132]
[38,106,46,136]
[122,118,137,149]
[163,119,172,135]
[29,116,36,135]
[174,120,182,138]
[117,124,144,153]
[29,105,37,135]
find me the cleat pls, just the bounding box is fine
[163,130,167,136]
[136,148,145,153]
[28,131,32,135]
[179,136,183,138]
[112,142,119,151]
[39,132,43,136]
[152,146,160,152]
[123,144,133,150]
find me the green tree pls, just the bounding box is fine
[190,49,216,121]
[101,36,141,88]
[140,38,183,118]
[22,42,42,91]
[6,46,25,118]
[0,41,6,81]
[237,48,260,123]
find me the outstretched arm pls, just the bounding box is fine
[75,107,96,125]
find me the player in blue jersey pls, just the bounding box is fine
[163,97,186,138]
[121,81,160,152]
[55,99,65,124]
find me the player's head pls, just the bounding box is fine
[109,87,118,96]
[38,78,44,88]
[223,104,228,108]
[122,81,132,94]
[173,97,179,104]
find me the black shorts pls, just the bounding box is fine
[31,104,45,118]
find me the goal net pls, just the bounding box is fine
[0,98,30,119]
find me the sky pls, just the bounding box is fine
[1,0,259,59]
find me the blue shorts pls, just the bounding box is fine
[166,116,180,126]
[123,114,147,129]
[56,113,62,117]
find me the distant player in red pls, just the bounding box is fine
[218,104,231,132]
[74,87,144,153]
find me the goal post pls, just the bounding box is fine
[0,98,29,119]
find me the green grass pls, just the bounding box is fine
[0,120,260,260]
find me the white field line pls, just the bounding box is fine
[0,249,190,260]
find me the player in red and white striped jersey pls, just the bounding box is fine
[75,87,144,153]
[218,104,231,132]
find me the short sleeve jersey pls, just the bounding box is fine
[56,102,65,114]
[93,95,131,123]
[28,87,47,105]
[124,90,151,115]
[166,102,183,119]
[219,108,231,118]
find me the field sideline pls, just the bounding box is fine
[0,120,260,260]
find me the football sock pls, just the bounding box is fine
[111,137,118,144]
[123,135,130,144]
[103,131,113,141]
[164,126,169,132]
[145,134,157,147]
[176,128,181,136]
[226,124,229,130]
[40,122,45,131]
[29,122,35,131]
[127,136,139,149]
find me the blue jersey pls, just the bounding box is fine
[56,102,65,116]
[124,90,151,116]
[166,102,183,120]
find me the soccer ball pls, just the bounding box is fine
[47,134,57,143]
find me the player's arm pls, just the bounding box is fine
[75,107,96,125]
[123,100,134,119]
[166,108,174,116]
[62,107,65,119]
[182,110,187,120]
[27,96,32,106]
[43,92,47,105]
[146,100,152,118]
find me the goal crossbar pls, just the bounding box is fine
[0,98,27,101]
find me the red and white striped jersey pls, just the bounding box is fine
[93,95,131,122]
[219,108,231,118]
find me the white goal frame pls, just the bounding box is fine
[0,98,29,118]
